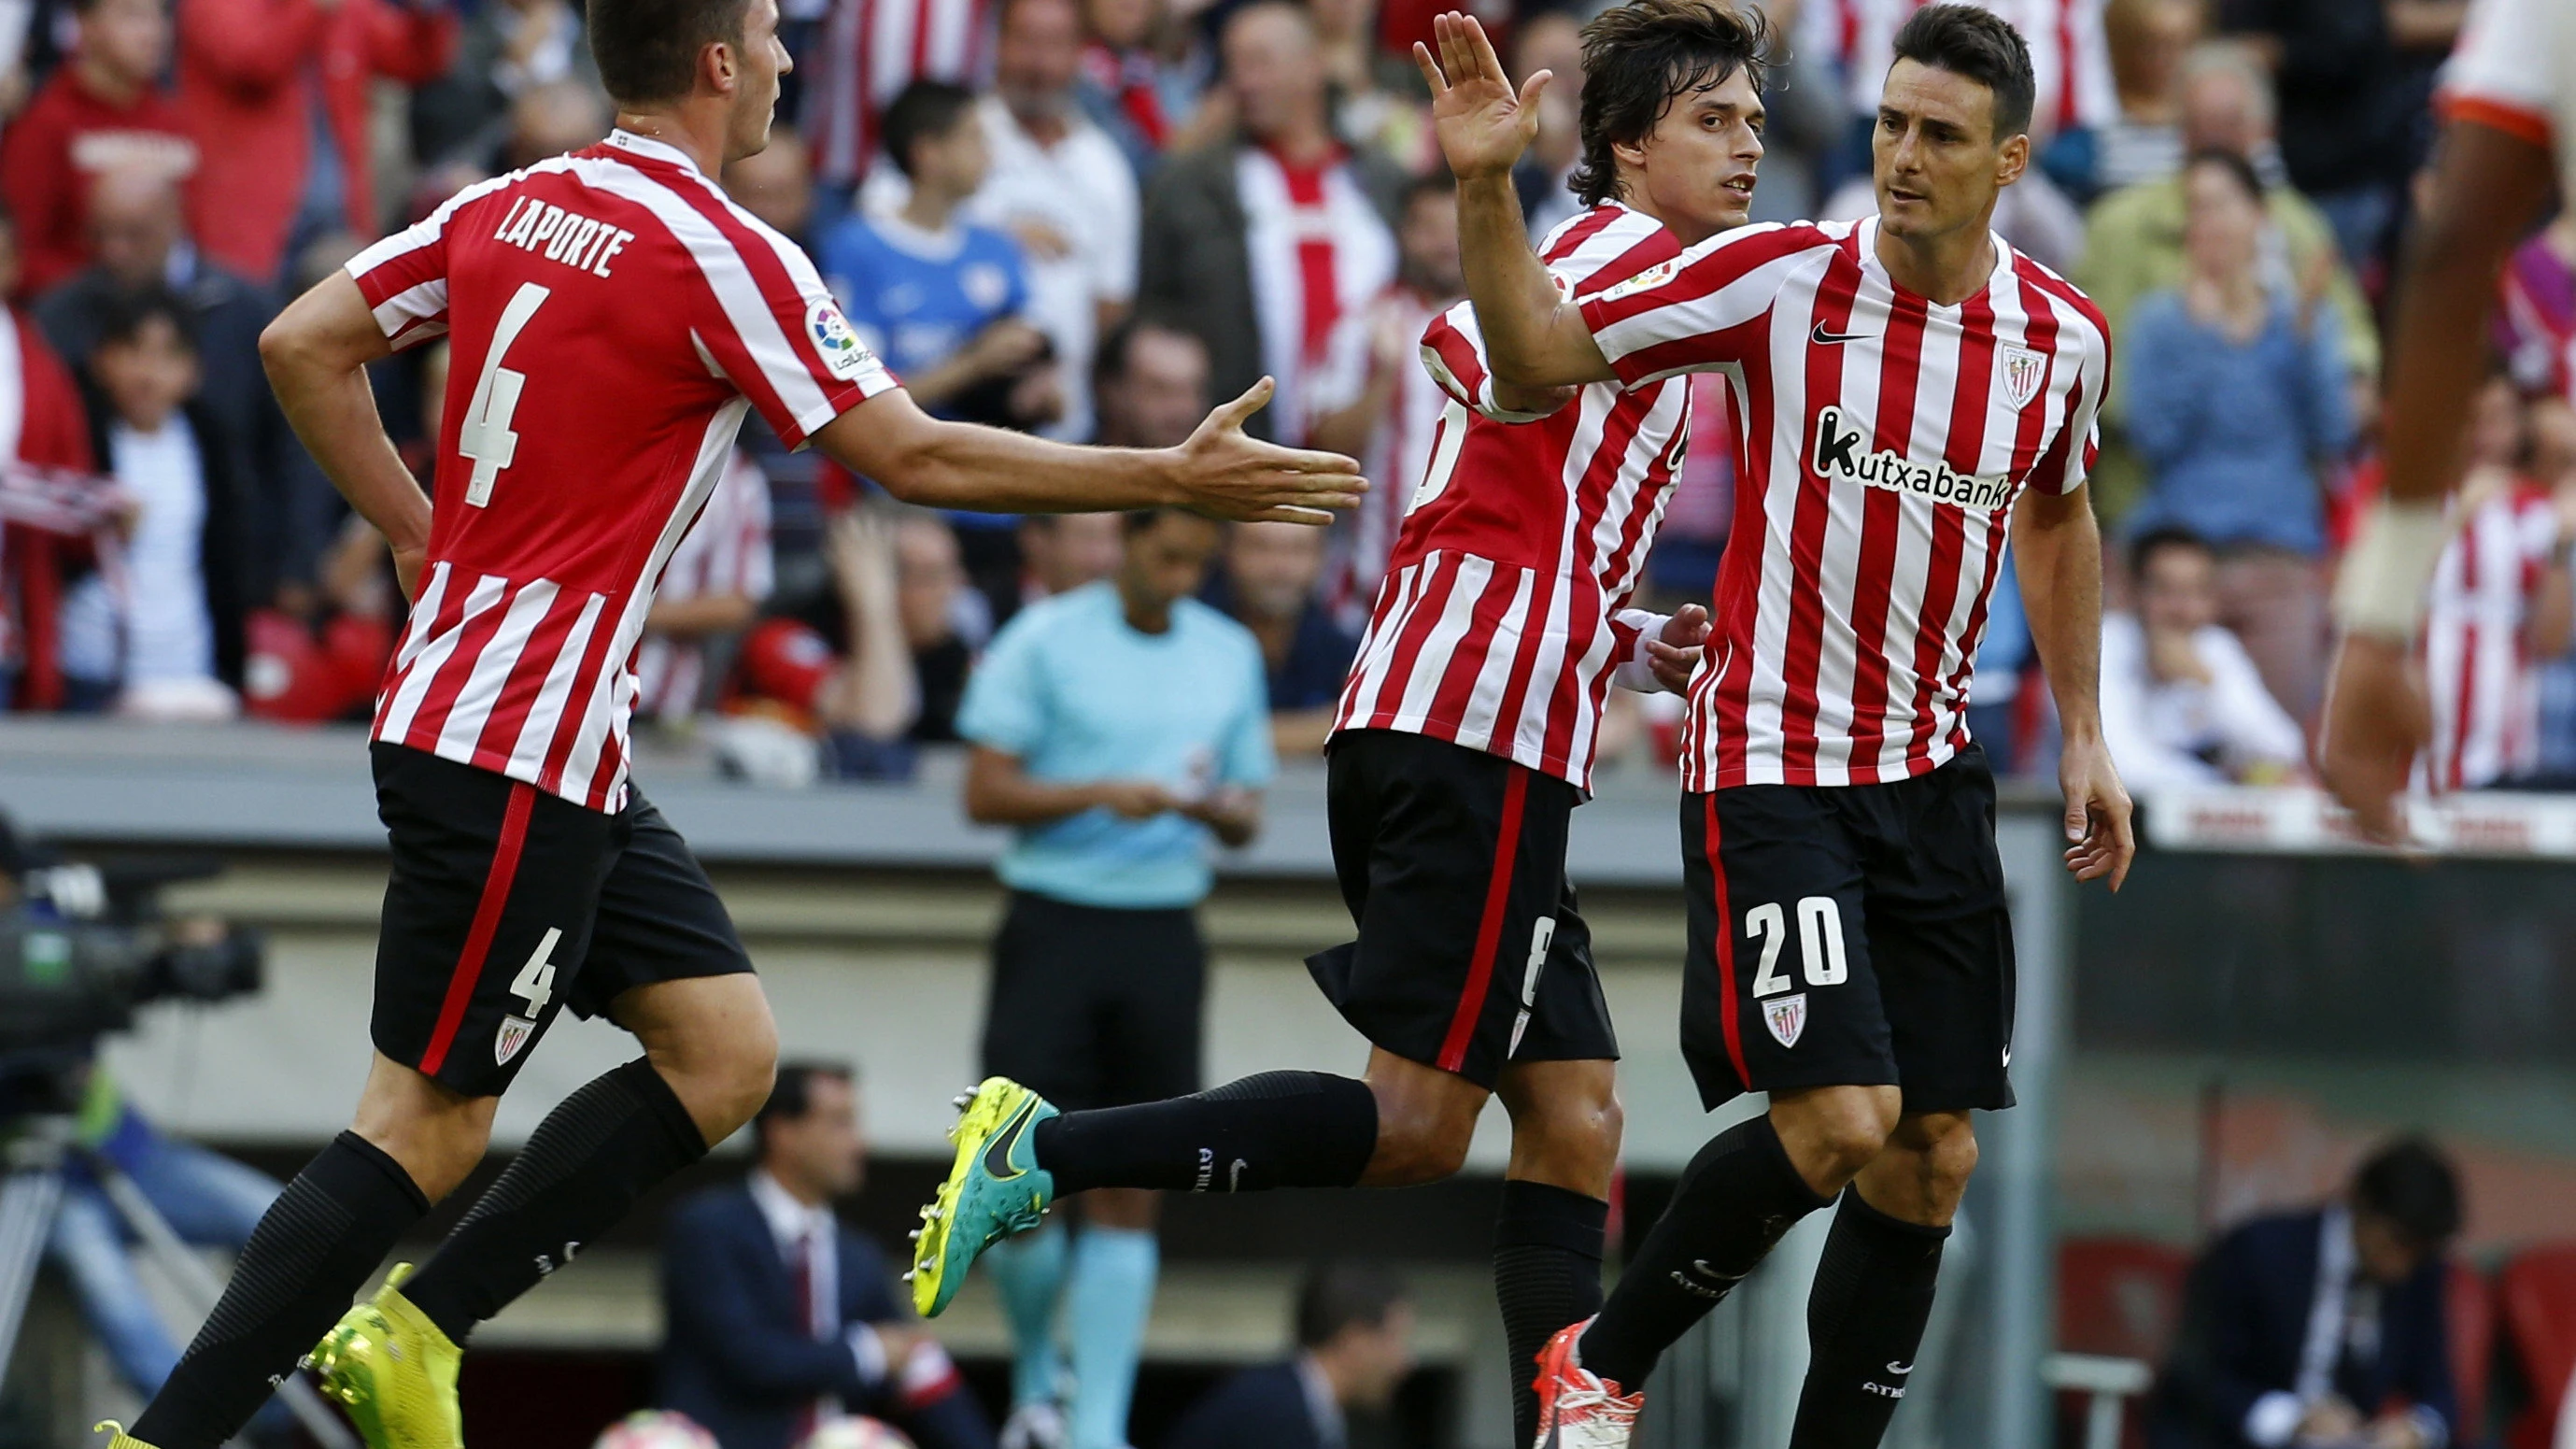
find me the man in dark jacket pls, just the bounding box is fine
[1133,1,1403,443]
[1162,1262,1414,1449]
[659,1062,994,1449]
[2150,1138,2464,1449]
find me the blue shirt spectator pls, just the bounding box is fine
[1203,518,1362,761]
[957,566,1274,910]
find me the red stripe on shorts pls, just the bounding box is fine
[1438,768,1530,1073]
[1703,793,1750,1088]
[418,781,537,1076]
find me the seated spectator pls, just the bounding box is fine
[659,1061,994,1449]
[1092,315,1206,450]
[2100,528,2306,792]
[2121,150,2355,722]
[2149,1139,2462,1449]
[172,0,456,282]
[0,204,106,711]
[1207,519,1360,760]
[58,287,244,717]
[638,450,775,727]
[407,0,603,170]
[0,0,194,298]
[502,77,613,171]
[2413,376,2576,792]
[1162,1261,1414,1449]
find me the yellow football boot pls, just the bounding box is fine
[302,1263,466,1449]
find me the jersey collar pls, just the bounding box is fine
[602,127,705,176]
[1855,214,2017,312]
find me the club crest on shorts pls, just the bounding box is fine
[1999,346,2046,410]
[496,1015,536,1066]
[1762,992,1808,1049]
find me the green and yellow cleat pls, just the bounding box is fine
[909,1077,1058,1317]
[93,1422,161,1448]
[301,1262,465,1449]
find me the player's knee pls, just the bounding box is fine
[1899,1113,1979,1199]
[1508,1082,1622,1183]
[1370,1110,1475,1185]
[1775,1085,1901,1187]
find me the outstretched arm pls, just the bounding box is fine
[813,376,1365,524]
[1417,13,1615,390]
[2014,485,2133,890]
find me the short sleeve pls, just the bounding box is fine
[955,613,1051,757]
[2441,0,2556,150]
[345,174,514,352]
[1577,223,1835,388]
[2025,305,2112,497]
[1420,298,1560,424]
[1221,637,1278,788]
[689,205,900,451]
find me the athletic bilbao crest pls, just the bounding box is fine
[1762,992,1808,1049]
[1999,346,2046,409]
[496,1015,536,1066]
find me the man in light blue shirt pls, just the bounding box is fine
[955,506,1272,1449]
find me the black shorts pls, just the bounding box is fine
[1306,730,1618,1091]
[1679,746,2015,1115]
[980,890,1206,1111]
[371,743,753,1098]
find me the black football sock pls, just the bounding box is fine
[1788,1188,1949,1449]
[401,1058,707,1344]
[130,1132,429,1449]
[1032,1071,1378,1195]
[1578,1115,1833,1389]
[1493,1180,1608,1449]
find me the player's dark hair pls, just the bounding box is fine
[1295,1260,1409,1349]
[1890,3,2035,143]
[587,0,753,107]
[753,1059,856,1148]
[2126,525,2211,581]
[93,285,195,354]
[2351,1137,2462,1250]
[882,79,981,180]
[1570,0,1770,208]
[2181,147,2266,207]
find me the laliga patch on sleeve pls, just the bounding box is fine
[806,297,876,381]
[1592,257,1681,304]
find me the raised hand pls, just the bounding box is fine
[1414,10,1549,182]
[1171,376,1368,524]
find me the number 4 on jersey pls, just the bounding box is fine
[459,281,552,506]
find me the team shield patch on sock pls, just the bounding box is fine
[1762,993,1807,1048]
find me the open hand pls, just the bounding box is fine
[1645,604,1710,693]
[1171,377,1367,524]
[2318,632,2429,845]
[1414,11,1549,182]
[2059,732,2135,890]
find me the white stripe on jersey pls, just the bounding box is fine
[437,579,560,760]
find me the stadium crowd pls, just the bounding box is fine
[0,0,2564,796]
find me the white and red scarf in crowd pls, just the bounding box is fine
[1236,145,1396,446]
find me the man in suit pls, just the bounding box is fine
[1162,1262,1415,1449]
[660,1062,996,1449]
[2151,1139,2464,1449]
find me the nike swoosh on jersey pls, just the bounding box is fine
[1811,321,1871,345]
[983,1099,1038,1182]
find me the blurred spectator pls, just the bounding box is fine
[172,0,457,283]
[0,0,193,298]
[1092,315,1206,449]
[638,451,775,727]
[2120,149,2354,721]
[2498,214,2576,405]
[2099,527,2306,791]
[959,507,1271,1449]
[2149,1138,2462,1449]
[1507,10,1582,240]
[407,0,602,171]
[1010,512,1123,618]
[1136,1,1399,442]
[729,508,942,782]
[659,1061,995,1449]
[1308,171,1460,620]
[1207,519,1360,760]
[892,510,978,741]
[727,126,818,246]
[1309,0,1428,173]
[801,0,992,196]
[58,286,244,717]
[2213,0,2460,275]
[0,206,100,712]
[2413,376,2575,793]
[2093,0,2202,192]
[1161,1261,1415,1449]
[1073,0,1197,177]
[502,76,612,170]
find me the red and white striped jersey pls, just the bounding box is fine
[1238,147,1397,447]
[1333,204,1686,790]
[635,448,776,722]
[348,129,898,812]
[1307,280,1452,622]
[2420,482,2562,791]
[1799,0,2116,136]
[1579,216,2110,791]
[801,0,993,188]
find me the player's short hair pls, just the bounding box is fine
[1890,3,2035,143]
[587,0,753,107]
[2181,147,2265,206]
[1295,1260,1408,1349]
[94,285,195,354]
[881,79,981,180]
[753,1059,856,1147]
[2127,525,2211,580]
[2351,1137,2462,1250]
[1570,0,1771,208]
